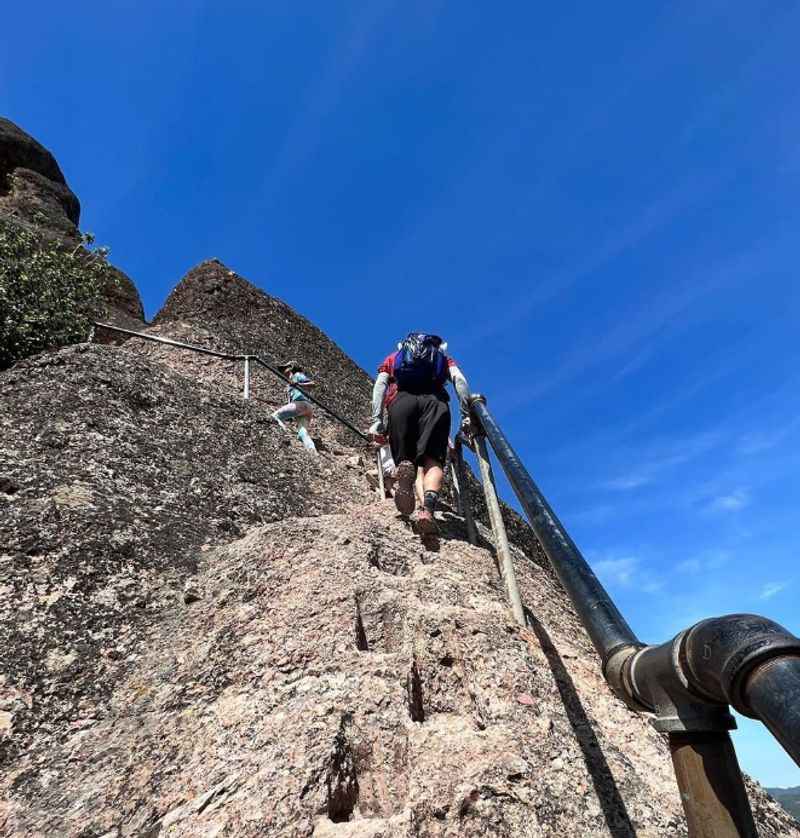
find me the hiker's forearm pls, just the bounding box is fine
[450,366,470,411]
[371,372,389,421]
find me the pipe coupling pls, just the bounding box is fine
[681,614,800,717]
[602,644,648,712]
[628,635,736,733]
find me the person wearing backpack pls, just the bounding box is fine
[272,361,317,453]
[369,333,471,533]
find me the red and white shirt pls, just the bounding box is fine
[377,352,459,408]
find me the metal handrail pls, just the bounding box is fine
[93,322,368,442]
[468,394,800,838]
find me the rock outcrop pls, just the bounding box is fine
[2,128,799,837]
[0,117,80,239]
[2,302,798,837]
[152,258,371,427]
[0,117,144,330]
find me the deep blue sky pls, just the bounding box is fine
[4,1,799,787]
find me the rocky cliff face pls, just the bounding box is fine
[1,129,799,838]
[0,117,144,330]
[151,258,373,427]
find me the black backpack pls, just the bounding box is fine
[392,333,448,394]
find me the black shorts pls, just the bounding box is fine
[387,391,450,467]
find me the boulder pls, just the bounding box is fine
[0,117,145,330]
[0,117,80,238]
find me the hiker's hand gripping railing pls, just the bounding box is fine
[93,322,369,442]
[467,394,800,838]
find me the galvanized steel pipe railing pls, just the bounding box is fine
[468,395,638,662]
[468,396,800,756]
[467,394,800,837]
[93,322,368,442]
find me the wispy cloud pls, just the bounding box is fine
[498,235,788,412]
[599,430,721,494]
[260,0,396,201]
[610,344,657,382]
[601,474,652,491]
[760,581,789,600]
[676,550,731,575]
[592,554,664,594]
[565,504,617,527]
[737,416,800,456]
[706,488,750,513]
[464,176,724,352]
[594,556,639,586]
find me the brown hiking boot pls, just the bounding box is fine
[393,461,416,516]
[413,508,438,535]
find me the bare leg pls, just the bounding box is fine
[415,468,425,506]
[421,456,444,493]
[272,402,300,430]
[296,416,317,453]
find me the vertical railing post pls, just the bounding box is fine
[449,456,463,514]
[375,447,386,500]
[454,440,477,546]
[243,356,251,400]
[669,732,758,838]
[473,434,525,626]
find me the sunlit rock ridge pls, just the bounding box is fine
[1,118,797,838]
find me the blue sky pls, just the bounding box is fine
[4,1,799,787]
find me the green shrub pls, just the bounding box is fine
[0,219,114,369]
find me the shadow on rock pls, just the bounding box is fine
[527,611,637,838]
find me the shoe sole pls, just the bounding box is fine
[414,515,438,535]
[393,462,416,516]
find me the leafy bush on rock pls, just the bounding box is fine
[0,219,114,369]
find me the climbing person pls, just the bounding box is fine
[272,361,317,453]
[369,332,471,534]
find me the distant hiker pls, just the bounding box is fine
[369,333,471,533]
[272,361,317,453]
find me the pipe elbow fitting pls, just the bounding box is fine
[681,614,800,717]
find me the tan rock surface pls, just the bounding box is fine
[2,264,798,836]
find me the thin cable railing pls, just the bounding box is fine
[93,322,369,442]
[465,393,800,838]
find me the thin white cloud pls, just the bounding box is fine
[707,488,750,513]
[760,581,789,600]
[592,554,664,594]
[676,550,731,575]
[261,0,396,201]
[566,504,616,526]
[600,430,721,493]
[676,559,701,574]
[499,235,786,411]
[602,474,652,491]
[463,173,724,349]
[737,416,800,456]
[611,344,657,382]
[594,556,639,587]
